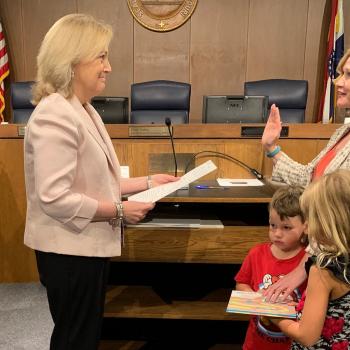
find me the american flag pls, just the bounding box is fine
[0,20,10,122]
[318,0,344,123]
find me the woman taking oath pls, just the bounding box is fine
[262,48,350,187]
[261,48,350,302]
[24,13,177,350]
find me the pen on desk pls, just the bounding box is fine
[230,181,248,184]
[195,185,228,189]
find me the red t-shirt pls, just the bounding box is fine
[235,243,307,350]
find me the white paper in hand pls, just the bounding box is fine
[128,160,217,203]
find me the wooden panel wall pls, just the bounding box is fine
[190,0,250,121]
[1,0,350,122]
[78,0,134,97]
[134,20,190,83]
[247,0,308,79]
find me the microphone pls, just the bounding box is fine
[165,117,178,177]
[184,150,264,180]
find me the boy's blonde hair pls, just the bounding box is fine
[300,169,350,282]
[32,13,113,104]
[269,185,305,222]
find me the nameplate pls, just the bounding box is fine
[241,126,289,137]
[17,126,26,137]
[128,125,170,137]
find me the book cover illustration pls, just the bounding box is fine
[226,290,297,319]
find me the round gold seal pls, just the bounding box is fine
[127,0,198,32]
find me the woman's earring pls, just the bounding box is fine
[71,70,75,79]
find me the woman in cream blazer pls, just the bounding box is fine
[24,14,177,350]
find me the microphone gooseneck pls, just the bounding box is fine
[184,150,263,180]
[165,117,178,177]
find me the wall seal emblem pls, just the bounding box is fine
[127,0,198,32]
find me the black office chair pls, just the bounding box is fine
[91,96,129,123]
[130,80,191,124]
[11,81,35,124]
[244,79,308,123]
[202,95,268,123]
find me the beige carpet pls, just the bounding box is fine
[0,283,53,350]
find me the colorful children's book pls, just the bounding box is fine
[226,290,297,319]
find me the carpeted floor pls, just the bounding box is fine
[0,283,243,350]
[0,283,53,350]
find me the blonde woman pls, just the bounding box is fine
[24,14,177,349]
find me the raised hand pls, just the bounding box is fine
[262,104,282,152]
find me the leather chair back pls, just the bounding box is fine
[91,96,129,123]
[244,79,308,123]
[130,80,191,124]
[11,81,35,124]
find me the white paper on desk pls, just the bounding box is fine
[128,160,217,203]
[217,178,264,187]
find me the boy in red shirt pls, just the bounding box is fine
[235,186,308,350]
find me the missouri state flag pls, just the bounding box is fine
[318,0,344,123]
[0,20,10,122]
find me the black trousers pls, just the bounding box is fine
[35,250,110,350]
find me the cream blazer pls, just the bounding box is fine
[272,123,350,187]
[24,93,122,257]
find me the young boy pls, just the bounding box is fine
[235,186,308,350]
